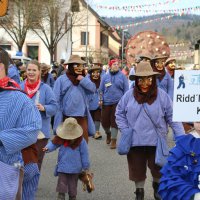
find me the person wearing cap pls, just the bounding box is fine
[159,122,200,200]
[99,58,129,149]
[40,63,55,88]
[20,60,58,171]
[151,55,174,100]
[115,61,185,200]
[53,55,96,143]
[43,117,90,200]
[87,64,103,139]
[0,47,42,199]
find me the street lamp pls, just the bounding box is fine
[121,29,128,67]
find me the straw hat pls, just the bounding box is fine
[56,118,83,140]
[129,61,160,80]
[64,55,86,65]
[37,131,45,140]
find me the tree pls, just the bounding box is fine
[31,0,86,63]
[0,0,39,52]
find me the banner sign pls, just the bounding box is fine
[173,70,200,122]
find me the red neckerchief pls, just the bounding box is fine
[52,135,83,149]
[24,79,41,98]
[0,77,20,91]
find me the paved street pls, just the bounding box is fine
[36,128,174,200]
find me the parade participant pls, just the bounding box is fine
[21,132,45,200]
[121,66,130,79]
[43,118,90,200]
[8,59,21,84]
[99,58,129,149]
[41,63,55,88]
[87,64,102,139]
[159,122,200,200]
[0,48,41,200]
[165,57,176,79]
[115,61,185,200]
[151,55,174,100]
[92,59,106,76]
[53,55,96,143]
[20,60,57,171]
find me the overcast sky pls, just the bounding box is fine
[86,0,200,17]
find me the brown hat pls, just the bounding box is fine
[129,61,160,80]
[92,58,102,65]
[56,118,83,140]
[165,57,176,66]
[41,63,51,70]
[152,54,168,60]
[88,65,101,73]
[64,55,86,65]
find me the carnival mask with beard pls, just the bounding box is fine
[134,75,157,105]
[152,58,167,80]
[91,69,100,80]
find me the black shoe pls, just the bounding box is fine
[152,182,162,200]
[134,188,144,200]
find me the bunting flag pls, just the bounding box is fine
[112,14,177,30]
[169,42,190,47]
[96,5,200,14]
[96,0,179,10]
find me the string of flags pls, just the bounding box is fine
[107,6,200,14]
[112,14,176,30]
[96,0,179,10]
[169,42,190,47]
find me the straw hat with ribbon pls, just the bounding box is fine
[129,61,160,80]
[64,55,86,65]
[56,118,83,140]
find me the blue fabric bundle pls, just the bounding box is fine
[159,134,200,200]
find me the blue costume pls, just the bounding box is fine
[159,134,200,200]
[0,90,41,200]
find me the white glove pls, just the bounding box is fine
[194,192,200,200]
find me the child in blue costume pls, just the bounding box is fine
[43,117,90,200]
[159,122,200,200]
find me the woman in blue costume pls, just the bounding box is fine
[159,122,200,200]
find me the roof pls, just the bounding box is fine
[80,0,112,30]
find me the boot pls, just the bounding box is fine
[69,196,76,200]
[94,131,102,140]
[110,139,117,149]
[152,182,161,200]
[134,188,144,200]
[106,132,111,144]
[56,192,65,200]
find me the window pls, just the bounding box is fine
[81,32,89,45]
[0,44,11,50]
[100,33,108,48]
[27,45,39,60]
